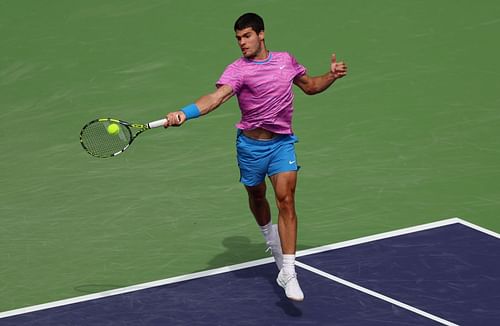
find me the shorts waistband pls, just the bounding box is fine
[237,129,289,146]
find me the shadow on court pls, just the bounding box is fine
[207,236,315,269]
[206,236,316,318]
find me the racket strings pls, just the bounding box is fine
[80,121,132,157]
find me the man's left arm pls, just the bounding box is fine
[293,53,347,95]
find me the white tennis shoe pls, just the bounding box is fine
[265,224,283,270]
[277,269,304,301]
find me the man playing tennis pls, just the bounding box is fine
[164,13,347,301]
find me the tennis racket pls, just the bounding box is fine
[80,117,168,158]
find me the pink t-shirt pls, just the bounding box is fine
[216,52,306,134]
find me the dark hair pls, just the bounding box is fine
[234,13,265,33]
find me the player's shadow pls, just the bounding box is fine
[206,236,268,268]
[206,236,305,317]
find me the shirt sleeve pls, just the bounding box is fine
[289,53,307,78]
[216,62,243,94]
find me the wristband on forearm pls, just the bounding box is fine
[181,103,201,120]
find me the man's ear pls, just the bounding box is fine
[258,31,265,42]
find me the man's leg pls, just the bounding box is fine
[270,171,304,301]
[269,171,297,254]
[245,182,284,270]
[245,181,271,226]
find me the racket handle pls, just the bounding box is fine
[148,118,167,129]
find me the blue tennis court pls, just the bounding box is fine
[1,218,498,325]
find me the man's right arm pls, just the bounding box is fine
[164,84,234,127]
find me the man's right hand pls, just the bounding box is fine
[163,111,185,128]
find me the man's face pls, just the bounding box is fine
[235,27,265,59]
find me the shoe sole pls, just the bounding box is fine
[276,278,304,302]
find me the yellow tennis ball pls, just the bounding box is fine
[107,123,120,135]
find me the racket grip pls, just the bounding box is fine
[148,119,167,129]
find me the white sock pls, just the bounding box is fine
[259,221,273,242]
[282,254,296,274]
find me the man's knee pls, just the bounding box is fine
[276,193,295,211]
[245,182,267,201]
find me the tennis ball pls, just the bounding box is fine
[107,123,120,135]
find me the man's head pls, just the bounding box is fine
[234,13,266,59]
[234,12,265,34]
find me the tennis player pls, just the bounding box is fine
[164,13,347,301]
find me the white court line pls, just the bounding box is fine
[0,217,497,319]
[455,218,500,239]
[0,257,274,319]
[296,217,465,258]
[295,261,459,326]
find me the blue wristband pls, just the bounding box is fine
[181,103,201,120]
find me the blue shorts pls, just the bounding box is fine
[236,130,299,186]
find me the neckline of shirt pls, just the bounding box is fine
[245,52,273,64]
